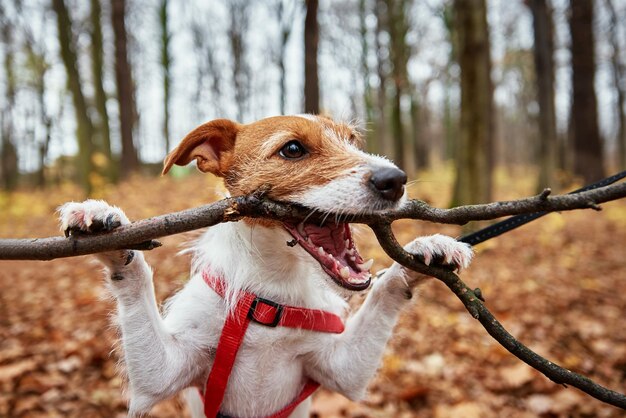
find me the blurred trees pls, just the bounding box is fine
[190,8,222,119]
[160,0,172,155]
[529,0,557,191]
[112,0,140,179]
[24,26,52,189]
[385,0,414,174]
[451,0,493,206]
[569,0,604,184]
[0,0,624,201]
[273,0,298,116]
[0,6,17,191]
[304,0,319,114]
[605,0,626,170]
[52,0,95,195]
[373,0,390,158]
[90,0,115,183]
[228,0,250,123]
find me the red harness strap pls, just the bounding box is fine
[202,272,345,418]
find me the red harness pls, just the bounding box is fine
[202,272,345,418]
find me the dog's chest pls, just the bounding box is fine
[219,325,313,414]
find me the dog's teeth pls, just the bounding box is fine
[297,222,307,238]
[349,274,368,284]
[349,256,356,262]
[340,266,350,279]
[317,246,325,256]
[357,259,374,271]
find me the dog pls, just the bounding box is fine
[58,115,473,418]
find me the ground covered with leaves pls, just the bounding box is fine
[1,169,625,417]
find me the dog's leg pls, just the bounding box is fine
[59,200,207,415]
[304,234,473,400]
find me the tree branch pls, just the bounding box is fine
[1,182,625,260]
[370,222,626,409]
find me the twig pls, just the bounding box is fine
[1,181,625,260]
[370,222,626,410]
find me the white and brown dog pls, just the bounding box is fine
[58,115,473,418]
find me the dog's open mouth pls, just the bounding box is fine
[283,222,372,291]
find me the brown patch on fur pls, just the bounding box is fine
[162,119,240,176]
[225,116,364,200]
[165,115,367,203]
[314,116,364,149]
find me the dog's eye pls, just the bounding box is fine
[279,140,307,160]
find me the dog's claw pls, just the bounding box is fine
[58,200,130,238]
[404,234,473,273]
[104,213,122,231]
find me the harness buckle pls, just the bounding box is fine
[248,297,283,327]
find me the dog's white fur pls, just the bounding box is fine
[58,115,473,418]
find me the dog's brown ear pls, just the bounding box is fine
[162,119,239,176]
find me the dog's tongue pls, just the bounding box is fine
[284,221,372,291]
[304,224,346,255]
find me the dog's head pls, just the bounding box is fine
[163,115,407,292]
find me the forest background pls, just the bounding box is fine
[1,0,626,417]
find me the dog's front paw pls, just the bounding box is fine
[59,199,129,237]
[377,234,473,299]
[405,234,473,272]
[58,200,133,268]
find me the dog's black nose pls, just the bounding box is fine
[370,167,407,201]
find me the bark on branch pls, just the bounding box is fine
[1,182,625,409]
[1,182,625,260]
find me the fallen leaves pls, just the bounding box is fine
[0,359,38,382]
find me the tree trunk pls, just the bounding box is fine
[35,64,52,189]
[0,18,16,190]
[390,84,406,171]
[304,0,319,114]
[228,1,250,122]
[374,0,392,159]
[90,0,115,182]
[278,39,287,115]
[191,22,222,118]
[530,0,558,191]
[385,0,414,174]
[21,16,52,188]
[569,0,604,183]
[605,0,626,170]
[441,3,458,162]
[451,0,493,206]
[160,0,171,155]
[274,0,294,116]
[412,94,428,170]
[52,0,95,195]
[0,104,18,191]
[111,0,139,178]
[359,0,376,153]
[0,129,18,190]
